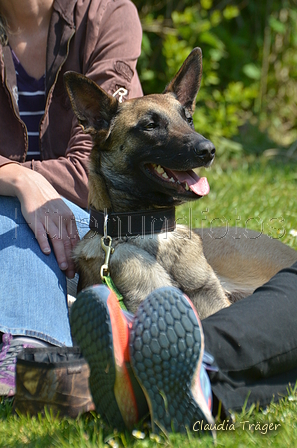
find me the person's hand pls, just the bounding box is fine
[0,164,79,278]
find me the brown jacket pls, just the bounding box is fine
[0,0,143,207]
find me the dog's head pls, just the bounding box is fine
[64,48,215,211]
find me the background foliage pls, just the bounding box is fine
[133,0,297,162]
[1,3,297,445]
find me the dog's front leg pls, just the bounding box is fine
[171,259,231,320]
[110,243,176,314]
[153,227,231,319]
[186,285,231,320]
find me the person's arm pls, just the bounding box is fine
[84,0,143,97]
[0,163,78,278]
[0,0,142,275]
[22,0,143,208]
[22,122,92,208]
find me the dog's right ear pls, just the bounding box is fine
[64,72,118,135]
[163,47,202,114]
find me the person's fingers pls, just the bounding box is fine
[49,216,78,278]
[24,201,79,278]
[66,214,80,249]
[65,218,78,278]
[31,219,51,255]
[45,220,68,270]
[63,235,76,278]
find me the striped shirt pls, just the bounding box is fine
[11,50,46,161]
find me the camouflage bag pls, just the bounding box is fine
[14,347,95,418]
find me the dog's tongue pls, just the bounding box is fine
[169,169,210,196]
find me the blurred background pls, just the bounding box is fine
[133,0,297,165]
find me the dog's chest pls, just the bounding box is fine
[75,224,207,292]
[112,225,203,275]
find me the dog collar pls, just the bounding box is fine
[89,207,176,238]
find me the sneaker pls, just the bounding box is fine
[70,284,148,430]
[129,287,215,437]
[0,333,34,397]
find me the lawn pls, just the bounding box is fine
[1,155,297,447]
[1,389,297,447]
[178,156,297,250]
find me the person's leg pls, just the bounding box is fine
[70,260,297,431]
[0,196,89,346]
[71,284,214,436]
[70,284,149,430]
[202,261,297,416]
[129,286,214,435]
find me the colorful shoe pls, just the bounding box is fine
[129,287,215,437]
[0,334,34,397]
[70,284,148,430]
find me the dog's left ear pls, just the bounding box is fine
[64,72,118,135]
[163,47,202,114]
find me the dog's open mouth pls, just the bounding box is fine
[144,163,210,197]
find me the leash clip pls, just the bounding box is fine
[100,210,114,279]
[99,210,127,311]
[100,235,114,280]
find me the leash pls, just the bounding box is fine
[91,207,176,311]
[100,213,127,311]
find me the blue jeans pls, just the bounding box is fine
[0,196,89,346]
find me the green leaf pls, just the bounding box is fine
[199,31,224,49]
[269,16,286,34]
[223,5,240,20]
[200,0,213,10]
[242,63,262,80]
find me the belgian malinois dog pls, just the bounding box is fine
[64,48,297,319]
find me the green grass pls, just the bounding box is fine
[1,155,297,447]
[1,388,297,447]
[177,157,297,250]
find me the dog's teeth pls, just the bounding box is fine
[156,165,165,174]
[185,182,190,191]
[162,172,169,179]
[170,177,175,183]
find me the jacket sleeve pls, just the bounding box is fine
[83,0,143,99]
[24,121,93,208]
[0,156,19,167]
[22,0,143,208]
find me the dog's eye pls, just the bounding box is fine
[144,122,157,130]
[184,109,194,126]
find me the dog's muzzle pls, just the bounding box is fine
[192,136,215,165]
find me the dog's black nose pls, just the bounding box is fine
[194,138,215,163]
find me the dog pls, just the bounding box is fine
[64,48,297,319]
